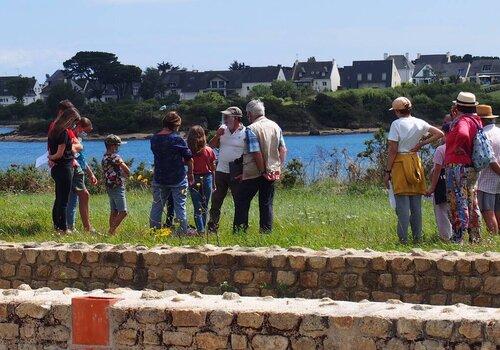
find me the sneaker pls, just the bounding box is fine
[185,228,198,236]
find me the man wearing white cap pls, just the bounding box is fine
[476,104,500,234]
[445,92,483,243]
[207,106,246,233]
[385,97,444,244]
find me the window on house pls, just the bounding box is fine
[382,73,387,81]
[247,86,250,91]
[210,81,218,89]
[482,65,492,71]
[322,81,327,86]
[298,72,303,78]
[322,72,326,77]
[357,73,362,81]
[218,81,225,88]
[367,73,372,81]
[169,82,175,87]
[457,69,464,76]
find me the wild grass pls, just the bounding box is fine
[0,181,498,253]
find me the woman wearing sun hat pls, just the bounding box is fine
[476,104,500,235]
[445,92,483,243]
[385,97,444,244]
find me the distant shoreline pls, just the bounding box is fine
[0,128,378,142]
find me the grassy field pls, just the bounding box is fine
[0,182,498,252]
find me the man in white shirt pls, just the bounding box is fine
[477,105,500,234]
[207,107,246,233]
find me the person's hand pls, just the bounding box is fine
[188,173,195,186]
[89,174,98,186]
[384,173,391,189]
[410,142,422,152]
[216,126,225,137]
[425,187,434,197]
[48,160,55,168]
[234,174,243,182]
[454,147,466,155]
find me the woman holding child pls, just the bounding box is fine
[385,97,444,244]
[47,107,81,234]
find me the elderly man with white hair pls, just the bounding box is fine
[233,99,287,233]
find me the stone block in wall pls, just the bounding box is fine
[251,334,289,350]
[271,254,287,268]
[210,268,230,284]
[484,276,500,295]
[187,252,210,265]
[4,248,23,262]
[0,323,19,339]
[395,274,415,289]
[396,318,424,340]
[319,272,340,288]
[391,257,413,273]
[194,268,209,284]
[378,273,392,289]
[425,320,454,339]
[328,256,345,270]
[234,270,253,285]
[358,316,393,338]
[17,265,31,279]
[371,256,387,271]
[451,294,472,305]
[117,267,134,281]
[195,332,228,349]
[299,315,327,337]
[441,276,458,291]
[299,272,318,288]
[307,256,327,270]
[211,253,235,266]
[0,263,16,278]
[346,256,369,268]
[329,316,354,330]
[237,312,264,329]
[121,250,137,264]
[231,334,247,349]
[92,266,116,280]
[413,257,434,272]
[288,256,306,271]
[176,268,193,283]
[474,258,490,274]
[240,255,268,268]
[291,336,316,350]
[115,328,138,346]
[171,310,206,327]
[37,325,70,342]
[268,312,299,331]
[143,251,161,266]
[276,270,296,286]
[455,259,472,274]
[372,291,401,302]
[135,307,166,324]
[457,320,483,341]
[429,294,447,305]
[436,258,456,274]
[52,266,78,280]
[15,302,50,319]
[24,249,39,264]
[254,271,272,285]
[342,273,358,289]
[163,331,193,346]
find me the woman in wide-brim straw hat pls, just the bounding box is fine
[385,97,444,244]
[476,104,500,235]
[444,92,483,243]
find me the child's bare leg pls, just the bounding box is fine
[109,211,118,234]
[110,211,127,235]
[78,189,92,231]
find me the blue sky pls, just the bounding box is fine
[1,0,499,81]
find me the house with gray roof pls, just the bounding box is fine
[413,53,451,65]
[161,66,286,100]
[291,58,340,92]
[40,70,87,100]
[468,59,500,85]
[412,62,470,85]
[384,53,414,83]
[340,60,401,89]
[0,76,40,106]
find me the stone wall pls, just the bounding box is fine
[0,242,498,307]
[0,288,498,349]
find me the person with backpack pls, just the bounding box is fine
[476,105,500,235]
[445,92,487,243]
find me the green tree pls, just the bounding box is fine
[249,84,273,99]
[46,83,85,117]
[107,64,142,100]
[157,61,179,73]
[63,51,119,99]
[6,77,33,103]
[140,67,165,99]
[270,80,299,99]
[229,60,249,70]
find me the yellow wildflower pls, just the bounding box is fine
[137,175,143,180]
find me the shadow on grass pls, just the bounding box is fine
[0,222,44,237]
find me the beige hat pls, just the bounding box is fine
[104,134,127,146]
[453,91,479,106]
[477,104,498,119]
[221,106,243,118]
[389,97,412,111]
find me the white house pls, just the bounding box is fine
[0,76,41,106]
[291,58,341,92]
[412,62,470,85]
[385,53,414,83]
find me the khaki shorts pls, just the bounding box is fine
[72,167,86,192]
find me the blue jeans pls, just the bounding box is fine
[189,173,213,232]
[67,189,78,229]
[150,180,188,233]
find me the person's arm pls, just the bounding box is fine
[384,140,398,189]
[426,163,442,196]
[411,126,444,152]
[489,161,500,176]
[85,166,98,186]
[252,152,266,173]
[278,131,287,165]
[246,128,265,173]
[186,158,194,186]
[209,127,224,148]
[48,144,66,161]
[72,138,83,153]
[119,161,130,177]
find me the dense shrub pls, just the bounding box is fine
[0,165,51,193]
